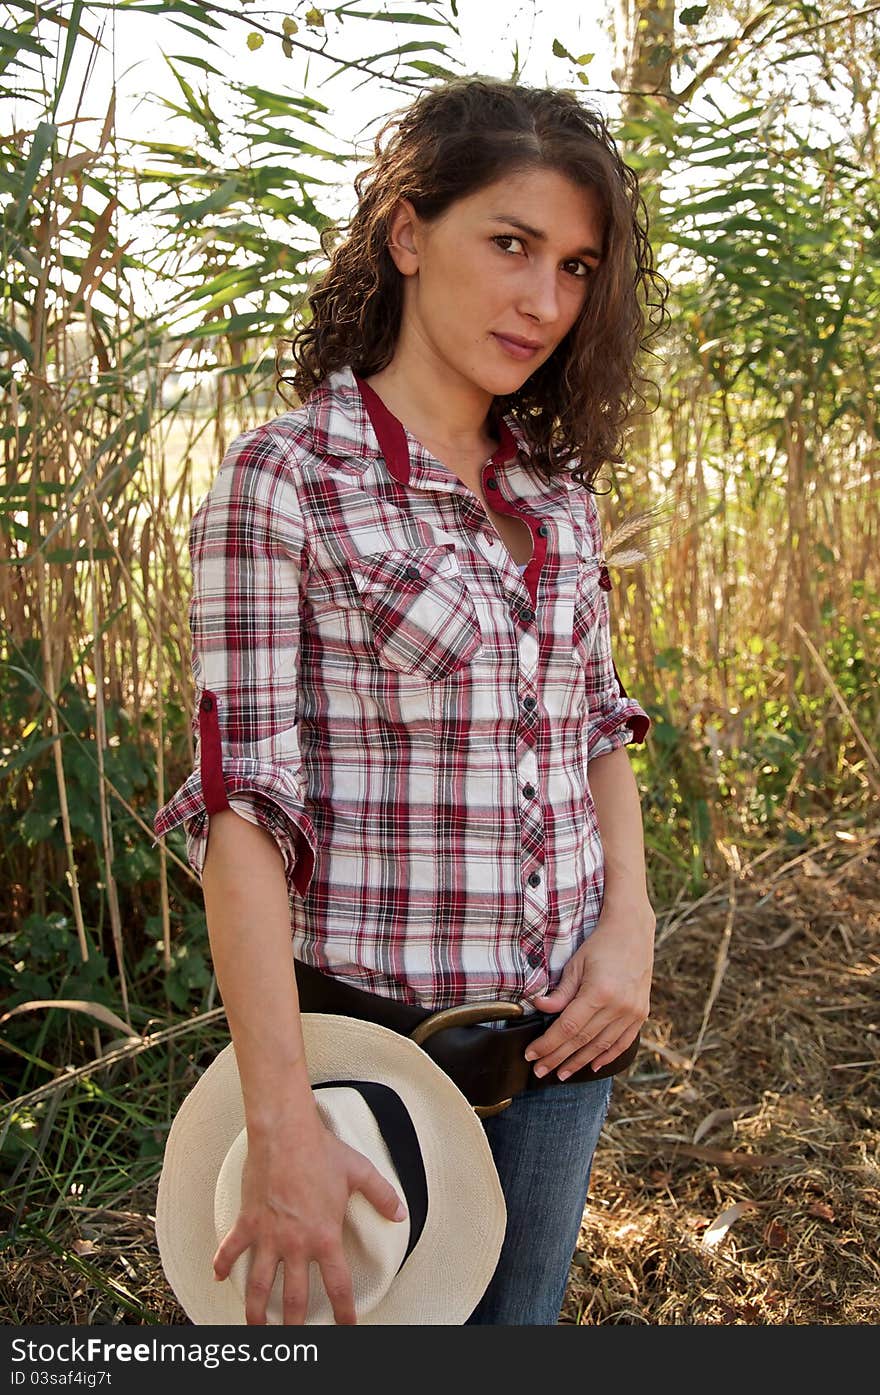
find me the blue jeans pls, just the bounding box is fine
[464,1075,613,1325]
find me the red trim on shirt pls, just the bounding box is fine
[198,690,231,814]
[353,372,520,483]
[354,374,411,482]
[291,834,316,898]
[613,662,651,743]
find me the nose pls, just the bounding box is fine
[518,261,562,326]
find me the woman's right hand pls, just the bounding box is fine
[211,1108,409,1326]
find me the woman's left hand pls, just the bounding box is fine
[525,897,656,1078]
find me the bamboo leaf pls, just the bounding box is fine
[173,178,242,224]
[339,9,449,22]
[0,24,52,57]
[165,52,224,78]
[404,58,458,78]
[50,0,84,120]
[0,322,33,365]
[13,121,57,228]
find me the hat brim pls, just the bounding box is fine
[156,1014,506,1325]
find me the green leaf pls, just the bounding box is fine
[246,31,264,51]
[336,8,447,21]
[13,121,57,228]
[173,177,242,224]
[0,322,33,365]
[679,4,708,23]
[50,0,84,121]
[0,24,52,58]
[166,52,225,78]
[404,59,459,79]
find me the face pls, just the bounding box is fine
[386,166,604,399]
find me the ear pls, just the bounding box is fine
[386,197,421,277]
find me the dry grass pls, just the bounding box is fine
[564,828,880,1325]
[1,829,877,1327]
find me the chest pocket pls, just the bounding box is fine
[348,543,483,682]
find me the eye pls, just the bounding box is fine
[492,234,526,257]
[491,235,592,279]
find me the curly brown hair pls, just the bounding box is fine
[276,76,669,491]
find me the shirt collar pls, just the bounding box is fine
[304,363,567,502]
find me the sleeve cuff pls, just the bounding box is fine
[153,759,317,900]
[587,663,651,762]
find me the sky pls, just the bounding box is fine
[24,2,618,211]
[9,1,622,332]
[10,2,854,342]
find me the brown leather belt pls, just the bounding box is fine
[294,959,639,1117]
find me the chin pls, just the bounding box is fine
[469,359,534,395]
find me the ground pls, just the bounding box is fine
[2,828,877,1325]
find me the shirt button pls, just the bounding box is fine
[523,696,536,711]
[526,947,543,967]
[486,477,498,491]
[523,783,536,798]
[403,565,420,579]
[528,873,541,888]
[519,608,535,623]
[199,695,213,713]
[537,525,548,537]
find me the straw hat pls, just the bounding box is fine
[156,1013,507,1325]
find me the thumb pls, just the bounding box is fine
[531,963,580,1013]
[351,1151,409,1223]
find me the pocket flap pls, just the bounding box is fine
[349,542,461,597]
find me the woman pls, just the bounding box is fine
[154,75,668,1326]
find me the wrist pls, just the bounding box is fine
[242,1059,321,1141]
[246,1096,322,1146]
[600,885,655,929]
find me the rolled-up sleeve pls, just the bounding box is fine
[582,496,652,763]
[152,425,317,900]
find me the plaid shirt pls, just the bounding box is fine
[153,365,650,1013]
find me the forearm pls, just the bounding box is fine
[201,807,318,1139]
[587,744,652,911]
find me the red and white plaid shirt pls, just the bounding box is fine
[153,365,650,1013]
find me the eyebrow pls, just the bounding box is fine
[488,214,603,262]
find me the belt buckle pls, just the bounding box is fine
[410,1000,525,1118]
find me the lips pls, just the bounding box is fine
[494,333,542,350]
[492,333,542,360]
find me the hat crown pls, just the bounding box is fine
[156,1015,507,1325]
[215,1086,411,1324]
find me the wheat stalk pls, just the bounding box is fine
[602,501,703,571]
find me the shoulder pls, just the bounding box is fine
[217,406,315,488]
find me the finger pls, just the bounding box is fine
[281,1255,312,1326]
[244,1252,281,1326]
[524,1002,603,1066]
[582,1023,640,1073]
[317,1251,358,1326]
[349,1152,408,1222]
[527,1006,614,1073]
[556,1022,634,1080]
[213,1224,250,1281]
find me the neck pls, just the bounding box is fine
[362,341,497,457]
